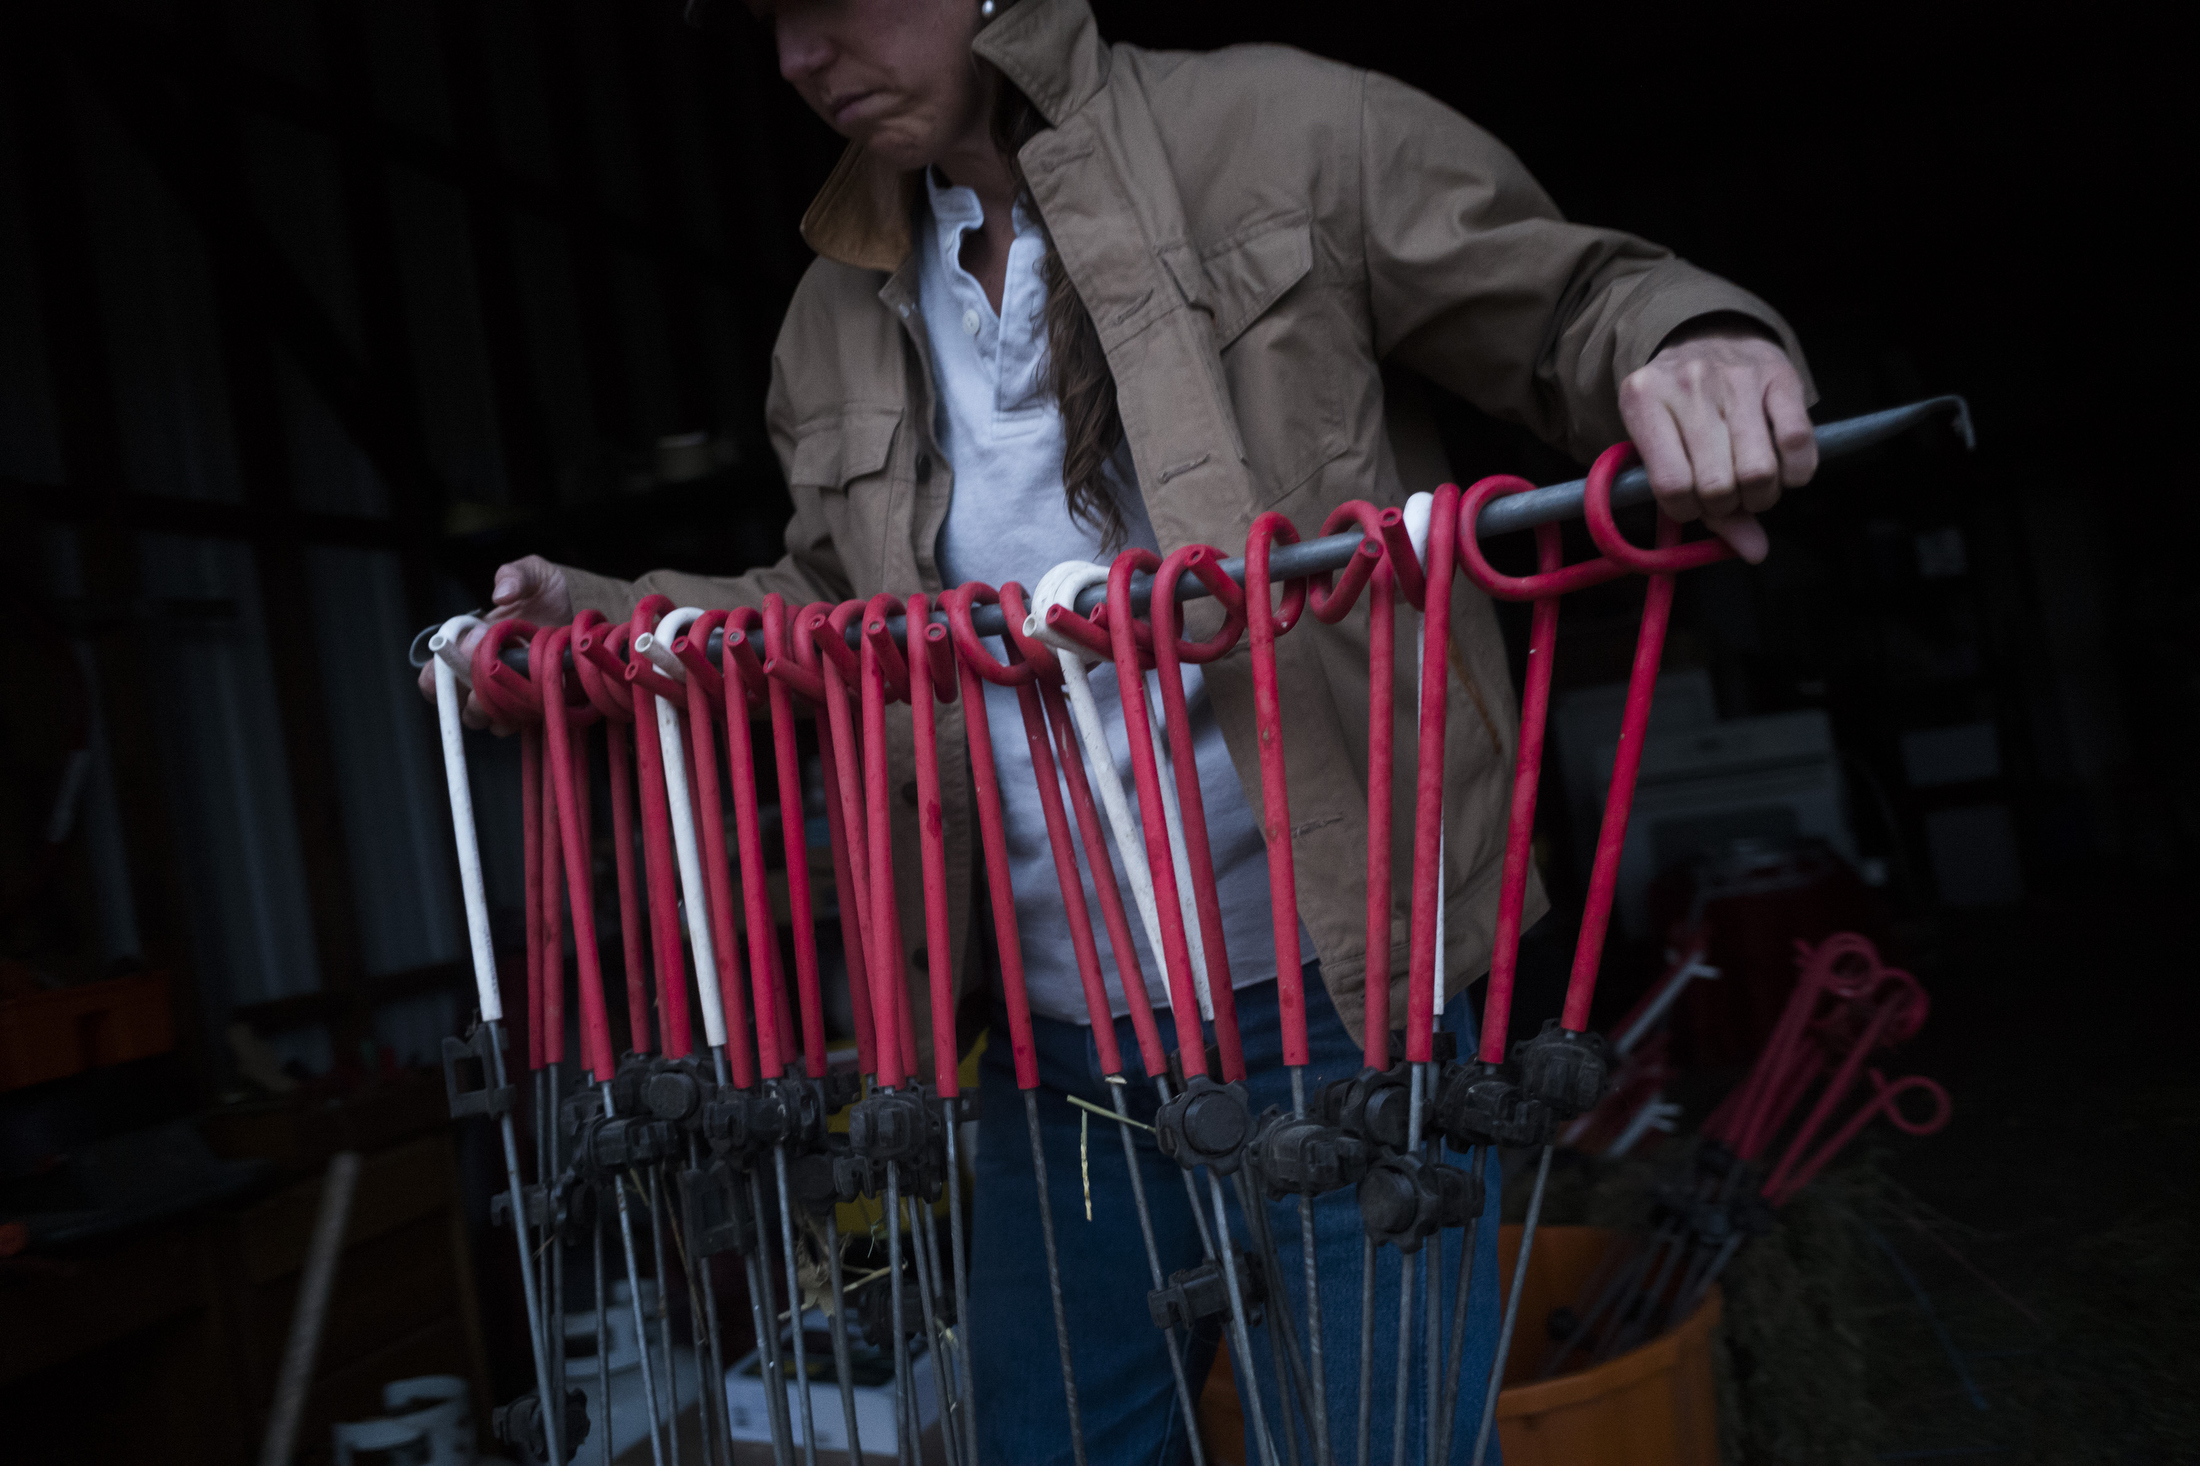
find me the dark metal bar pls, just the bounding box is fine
[417,397,1971,674]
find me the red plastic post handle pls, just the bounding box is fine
[620,597,693,1059]
[535,626,619,1084]
[705,609,792,1080]
[1455,474,1629,1064]
[940,584,1045,1091]
[573,612,657,1056]
[806,602,881,1078]
[1105,549,1216,1078]
[1765,1071,1951,1209]
[1557,445,1734,1036]
[999,585,1173,1083]
[761,597,830,1080]
[1244,513,1313,1069]
[1147,545,1251,1083]
[904,592,962,1098]
[860,595,918,1090]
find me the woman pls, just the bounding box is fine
[428,2,1816,1460]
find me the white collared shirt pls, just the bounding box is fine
[919,170,1307,1028]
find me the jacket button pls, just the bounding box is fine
[915,451,933,483]
[901,780,919,806]
[912,947,927,971]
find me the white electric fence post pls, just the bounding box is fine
[1405,492,1449,1464]
[430,618,565,1466]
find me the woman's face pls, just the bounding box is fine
[755,0,989,171]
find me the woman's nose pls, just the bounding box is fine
[776,19,832,85]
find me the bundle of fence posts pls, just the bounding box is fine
[413,396,1969,1466]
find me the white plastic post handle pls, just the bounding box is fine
[1403,492,1448,1019]
[429,615,502,1023]
[1028,561,1214,1023]
[633,607,729,1051]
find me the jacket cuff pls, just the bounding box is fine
[1616,264,1819,405]
[557,564,640,623]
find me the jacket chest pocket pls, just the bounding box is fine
[791,406,903,588]
[1182,215,1349,506]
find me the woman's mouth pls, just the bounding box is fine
[829,89,885,129]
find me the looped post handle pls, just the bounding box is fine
[570,611,654,1051]
[1148,543,1249,1080]
[939,583,1046,1090]
[1582,442,1734,575]
[1310,501,1399,624]
[534,625,617,1083]
[1104,548,1217,1075]
[1245,513,1311,1068]
[791,600,879,1078]
[858,592,919,1089]
[906,591,961,1098]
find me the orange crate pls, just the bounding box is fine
[0,971,173,1091]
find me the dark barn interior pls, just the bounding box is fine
[1,2,2191,1463]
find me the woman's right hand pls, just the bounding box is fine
[415,556,574,731]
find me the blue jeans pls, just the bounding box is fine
[969,970,1505,1466]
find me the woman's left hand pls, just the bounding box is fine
[1618,322,1818,563]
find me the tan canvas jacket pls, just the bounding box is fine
[560,0,1811,1054]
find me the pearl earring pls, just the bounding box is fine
[980,1,997,16]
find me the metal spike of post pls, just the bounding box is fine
[1210,1169,1284,1466]
[538,1065,562,1466]
[823,1208,864,1462]
[504,1084,561,1464]
[558,1070,576,1457]
[679,1139,735,1466]
[744,1166,796,1466]
[1469,1144,1553,1466]
[942,1106,978,1466]
[1423,1095,1441,1466]
[1024,1090,1087,1466]
[1388,1069,1423,1466]
[1233,1169,1312,1466]
[884,1160,919,1466]
[604,1085,669,1466]
[597,1203,613,1466]
[908,1189,964,1466]
[771,1145,819,1466]
[1108,1083,1208,1466]
[647,1164,683,1466]
[1431,1146,1484,1466]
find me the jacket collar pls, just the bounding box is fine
[797,0,1109,273]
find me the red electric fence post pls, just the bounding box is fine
[759,597,830,1078]
[620,596,694,1060]
[1100,549,1211,1077]
[574,612,657,1056]
[1146,545,1253,1085]
[810,601,882,1080]
[859,595,915,1092]
[1313,502,1402,1073]
[1244,513,1313,1069]
[940,583,1046,1090]
[903,593,962,1099]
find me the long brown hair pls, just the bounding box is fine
[989,73,1128,549]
